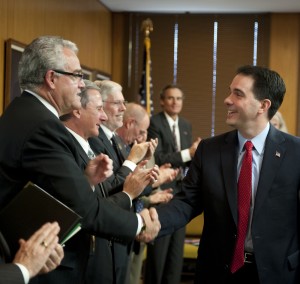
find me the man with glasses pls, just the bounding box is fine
[0,36,161,284]
[88,81,157,283]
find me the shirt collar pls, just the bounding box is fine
[66,127,90,154]
[164,112,179,128]
[26,90,59,118]
[100,125,114,140]
[238,123,270,155]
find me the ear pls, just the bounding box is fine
[73,109,81,119]
[258,99,271,114]
[44,70,56,89]
[125,118,134,129]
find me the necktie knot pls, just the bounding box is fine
[87,147,95,159]
[244,141,253,152]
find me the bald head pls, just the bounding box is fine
[116,103,149,145]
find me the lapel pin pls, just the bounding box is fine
[275,151,281,158]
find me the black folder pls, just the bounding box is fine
[0,182,82,260]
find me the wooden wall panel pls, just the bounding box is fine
[0,0,112,114]
[269,13,300,135]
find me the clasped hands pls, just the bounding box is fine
[136,207,161,243]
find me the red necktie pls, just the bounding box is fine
[231,140,253,273]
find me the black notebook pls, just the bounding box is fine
[0,182,82,260]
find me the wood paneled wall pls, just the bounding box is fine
[112,13,300,136]
[269,13,300,135]
[0,0,112,114]
[1,2,300,135]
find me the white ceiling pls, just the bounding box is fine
[99,0,300,13]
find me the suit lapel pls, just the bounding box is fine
[221,131,239,225]
[253,127,286,218]
[98,127,122,169]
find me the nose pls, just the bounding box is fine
[100,110,108,122]
[79,79,85,89]
[224,94,232,106]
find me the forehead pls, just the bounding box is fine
[63,47,81,70]
[230,74,254,93]
[87,89,102,104]
[164,88,183,98]
[107,90,124,100]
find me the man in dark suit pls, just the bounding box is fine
[0,36,160,283]
[88,81,158,283]
[61,80,156,283]
[89,80,156,194]
[145,84,201,284]
[156,65,300,284]
[0,222,63,284]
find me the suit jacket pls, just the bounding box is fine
[89,127,132,194]
[0,264,24,284]
[0,92,138,283]
[70,137,130,284]
[157,126,300,284]
[147,111,193,193]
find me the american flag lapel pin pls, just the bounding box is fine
[275,151,281,158]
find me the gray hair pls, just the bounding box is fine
[94,80,122,101]
[79,80,101,108]
[18,36,78,92]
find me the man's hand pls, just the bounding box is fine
[152,163,179,188]
[13,222,64,279]
[189,137,201,158]
[85,153,113,185]
[143,138,158,161]
[127,138,158,164]
[136,207,161,243]
[123,160,159,199]
[149,188,173,205]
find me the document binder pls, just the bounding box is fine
[0,182,82,259]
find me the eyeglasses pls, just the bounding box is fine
[103,100,128,107]
[53,69,84,81]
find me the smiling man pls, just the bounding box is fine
[155,66,300,284]
[0,36,160,284]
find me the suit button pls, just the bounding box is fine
[224,264,229,271]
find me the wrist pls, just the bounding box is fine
[140,215,146,233]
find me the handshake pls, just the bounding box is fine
[136,207,161,243]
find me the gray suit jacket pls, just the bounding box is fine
[157,126,300,284]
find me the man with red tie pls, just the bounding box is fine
[156,66,300,284]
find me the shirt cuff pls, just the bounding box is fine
[136,213,144,235]
[181,148,191,163]
[123,160,137,172]
[15,263,30,284]
[122,191,133,208]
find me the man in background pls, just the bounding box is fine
[145,84,201,284]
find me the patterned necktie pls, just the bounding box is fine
[87,145,96,160]
[172,123,179,152]
[135,198,144,213]
[231,140,253,273]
